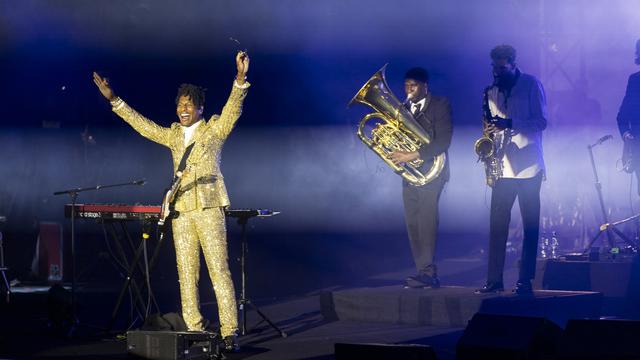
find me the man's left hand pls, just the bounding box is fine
[491,117,512,130]
[236,51,250,84]
[389,150,420,165]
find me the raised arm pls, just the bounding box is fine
[93,72,172,147]
[211,52,251,139]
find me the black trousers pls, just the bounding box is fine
[487,173,543,283]
[402,175,447,274]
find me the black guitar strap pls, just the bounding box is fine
[176,143,195,175]
[163,143,196,219]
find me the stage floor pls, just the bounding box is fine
[0,293,463,360]
[0,257,630,360]
[0,286,605,360]
[321,285,603,328]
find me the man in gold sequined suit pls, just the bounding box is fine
[93,51,250,351]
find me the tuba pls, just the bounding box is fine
[474,84,510,187]
[348,65,446,186]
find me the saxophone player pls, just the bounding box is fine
[390,67,453,289]
[475,45,548,295]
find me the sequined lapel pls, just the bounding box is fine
[173,126,186,156]
[187,120,213,162]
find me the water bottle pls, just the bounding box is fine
[550,231,559,259]
[540,231,549,258]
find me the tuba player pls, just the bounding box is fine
[390,67,453,289]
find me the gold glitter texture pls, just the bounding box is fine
[112,82,249,337]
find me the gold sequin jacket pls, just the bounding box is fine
[112,83,249,211]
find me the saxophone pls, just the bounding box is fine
[474,84,511,187]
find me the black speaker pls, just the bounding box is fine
[127,330,221,360]
[335,342,438,360]
[559,319,640,359]
[456,313,562,360]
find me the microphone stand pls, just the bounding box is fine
[0,217,10,303]
[53,179,145,335]
[584,138,639,254]
[235,213,286,338]
[586,140,615,250]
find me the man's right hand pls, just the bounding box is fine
[93,72,116,101]
[483,120,499,135]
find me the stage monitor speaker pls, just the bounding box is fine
[335,342,437,360]
[559,319,640,359]
[34,222,63,282]
[456,313,562,360]
[127,330,221,360]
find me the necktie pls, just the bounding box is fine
[412,103,422,115]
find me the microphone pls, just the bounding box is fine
[596,134,613,145]
[589,134,613,149]
[133,179,146,186]
[229,37,248,54]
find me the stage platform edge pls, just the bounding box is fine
[320,286,602,328]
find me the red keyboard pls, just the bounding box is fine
[65,204,161,220]
[65,204,279,221]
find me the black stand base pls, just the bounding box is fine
[584,213,640,255]
[239,298,287,338]
[0,229,10,303]
[235,215,287,338]
[584,141,639,254]
[0,267,10,303]
[107,224,164,333]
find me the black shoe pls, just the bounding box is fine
[223,334,240,353]
[475,281,504,294]
[404,273,440,289]
[514,280,533,295]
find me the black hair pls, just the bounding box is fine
[404,67,429,84]
[490,44,517,64]
[175,83,206,109]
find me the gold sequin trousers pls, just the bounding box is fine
[171,207,238,337]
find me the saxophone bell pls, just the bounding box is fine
[474,136,494,161]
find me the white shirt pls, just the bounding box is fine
[410,98,426,115]
[487,86,543,179]
[182,119,203,147]
[180,80,247,147]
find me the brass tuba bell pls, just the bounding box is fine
[348,64,446,186]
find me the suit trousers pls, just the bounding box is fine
[487,173,543,283]
[171,207,238,337]
[402,175,447,274]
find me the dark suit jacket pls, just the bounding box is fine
[618,71,640,137]
[405,95,453,185]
